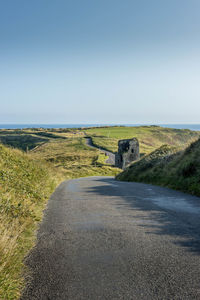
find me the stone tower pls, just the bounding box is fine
[115,138,140,169]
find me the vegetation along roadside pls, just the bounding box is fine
[117,138,200,197]
[0,125,200,298]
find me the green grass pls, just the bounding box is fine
[0,144,60,299]
[96,152,109,165]
[117,138,200,197]
[0,134,48,151]
[85,126,200,155]
[30,137,120,179]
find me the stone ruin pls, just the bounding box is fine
[115,138,140,169]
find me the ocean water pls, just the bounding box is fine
[0,124,200,131]
[0,124,103,129]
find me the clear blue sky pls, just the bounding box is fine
[0,0,200,124]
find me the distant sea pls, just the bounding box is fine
[0,124,200,131]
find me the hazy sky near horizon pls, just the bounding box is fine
[0,0,200,124]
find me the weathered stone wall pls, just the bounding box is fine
[115,138,140,169]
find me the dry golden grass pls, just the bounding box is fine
[0,144,59,299]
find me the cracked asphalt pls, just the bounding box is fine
[22,176,200,299]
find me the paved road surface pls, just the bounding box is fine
[85,137,116,165]
[22,177,200,299]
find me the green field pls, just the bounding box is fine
[85,126,200,155]
[30,137,120,179]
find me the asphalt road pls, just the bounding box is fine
[22,176,200,300]
[85,137,116,165]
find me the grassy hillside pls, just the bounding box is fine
[85,126,200,155]
[0,144,61,299]
[0,134,48,151]
[0,128,84,151]
[117,138,200,197]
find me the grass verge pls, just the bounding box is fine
[0,144,61,299]
[117,138,200,197]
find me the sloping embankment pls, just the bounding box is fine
[0,144,59,299]
[117,138,200,197]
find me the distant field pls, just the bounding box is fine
[0,128,120,183]
[85,126,200,155]
[30,137,120,179]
